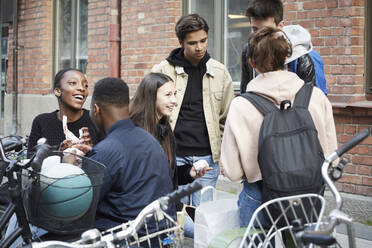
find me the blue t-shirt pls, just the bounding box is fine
[87,118,173,230]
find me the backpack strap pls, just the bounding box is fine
[240,92,277,115]
[293,84,314,109]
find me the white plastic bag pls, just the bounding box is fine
[194,187,240,248]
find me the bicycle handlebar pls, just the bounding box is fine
[298,232,336,246]
[0,136,26,184]
[29,181,202,248]
[336,128,370,157]
[22,242,97,248]
[299,128,370,248]
[323,128,370,211]
[0,136,26,164]
[2,136,24,153]
[30,142,54,173]
[159,180,202,210]
[101,181,202,244]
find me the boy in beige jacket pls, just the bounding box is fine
[220,27,337,228]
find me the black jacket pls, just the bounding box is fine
[166,48,212,157]
[240,43,316,93]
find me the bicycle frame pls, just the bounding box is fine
[0,138,34,248]
[307,151,356,248]
[301,129,371,248]
[1,139,106,248]
[26,181,202,248]
[237,128,370,248]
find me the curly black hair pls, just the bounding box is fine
[93,77,129,107]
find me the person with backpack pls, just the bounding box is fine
[220,26,337,228]
[240,0,328,95]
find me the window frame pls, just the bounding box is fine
[0,25,8,119]
[183,0,248,91]
[52,0,87,81]
[182,0,225,62]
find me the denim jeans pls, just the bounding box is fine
[183,214,194,238]
[176,154,219,207]
[5,214,48,248]
[238,181,270,228]
[176,155,219,238]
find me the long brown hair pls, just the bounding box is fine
[129,72,175,167]
[248,26,292,73]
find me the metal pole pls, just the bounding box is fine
[11,0,18,135]
[109,0,120,77]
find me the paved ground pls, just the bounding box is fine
[335,232,372,247]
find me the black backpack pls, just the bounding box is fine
[241,84,325,225]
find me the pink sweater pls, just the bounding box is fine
[220,70,337,182]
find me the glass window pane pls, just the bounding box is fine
[0,27,8,118]
[1,37,8,56]
[77,0,88,73]
[188,0,216,59]
[225,0,251,82]
[186,0,251,85]
[55,0,88,74]
[56,0,72,70]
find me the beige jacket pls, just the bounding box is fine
[152,58,234,162]
[220,70,337,182]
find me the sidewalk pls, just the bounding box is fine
[336,222,372,247]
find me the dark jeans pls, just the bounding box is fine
[238,181,275,246]
[238,180,269,228]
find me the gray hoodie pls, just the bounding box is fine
[283,25,313,64]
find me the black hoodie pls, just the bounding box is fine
[166,48,211,156]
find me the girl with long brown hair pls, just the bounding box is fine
[130,72,178,185]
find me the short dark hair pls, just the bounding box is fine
[175,13,209,42]
[248,26,292,73]
[53,68,83,89]
[246,0,283,26]
[93,77,129,107]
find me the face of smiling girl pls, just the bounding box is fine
[54,70,88,111]
[156,81,177,119]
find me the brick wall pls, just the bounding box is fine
[283,0,372,196]
[334,107,372,196]
[7,0,111,94]
[3,0,372,196]
[7,0,53,95]
[283,0,366,103]
[86,0,110,86]
[120,0,181,95]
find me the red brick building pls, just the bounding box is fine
[1,0,371,197]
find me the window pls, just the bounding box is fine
[53,0,88,75]
[366,0,372,94]
[184,0,251,90]
[0,26,8,118]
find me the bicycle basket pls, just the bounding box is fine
[23,151,106,234]
[101,209,183,247]
[240,193,326,248]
